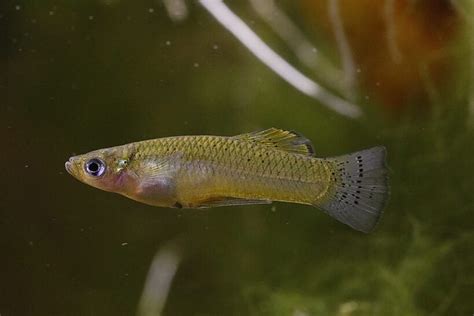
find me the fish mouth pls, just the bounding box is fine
[65,158,74,175]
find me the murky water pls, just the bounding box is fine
[3,1,473,315]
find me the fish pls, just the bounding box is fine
[65,128,389,233]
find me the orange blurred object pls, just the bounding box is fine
[300,0,460,111]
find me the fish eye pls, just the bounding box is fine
[85,158,106,177]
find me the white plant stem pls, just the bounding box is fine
[199,0,362,119]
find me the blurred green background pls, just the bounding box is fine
[3,1,474,315]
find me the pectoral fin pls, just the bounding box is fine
[129,154,180,207]
[136,154,180,188]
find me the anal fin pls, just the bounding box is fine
[194,197,272,209]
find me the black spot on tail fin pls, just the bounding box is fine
[316,146,389,233]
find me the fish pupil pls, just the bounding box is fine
[88,162,99,172]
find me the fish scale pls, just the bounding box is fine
[173,136,324,204]
[135,135,328,204]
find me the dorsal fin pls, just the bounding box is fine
[234,128,315,156]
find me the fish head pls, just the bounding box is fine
[65,145,137,193]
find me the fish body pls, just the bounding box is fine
[66,128,388,232]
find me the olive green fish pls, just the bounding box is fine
[65,128,388,232]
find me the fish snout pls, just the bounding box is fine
[65,157,76,175]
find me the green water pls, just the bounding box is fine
[3,1,473,315]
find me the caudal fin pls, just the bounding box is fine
[317,146,389,233]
